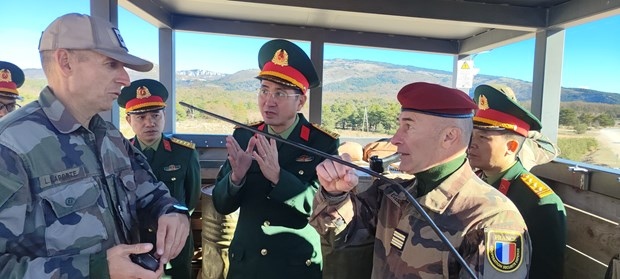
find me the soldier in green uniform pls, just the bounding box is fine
[212,39,339,279]
[468,84,567,278]
[119,79,201,279]
[0,61,25,118]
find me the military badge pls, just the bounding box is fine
[272,49,289,66]
[164,164,181,171]
[296,155,314,162]
[390,229,408,251]
[478,94,489,110]
[486,229,524,272]
[136,86,151,99]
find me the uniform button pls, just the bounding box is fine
[305,259,312,266]
[260,249,268,256]
[263,220,270,226]
[171,177,177,181]
[231,253,235,258]
[298,170,304,175]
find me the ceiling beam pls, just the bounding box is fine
[121,0,173,28]
[459,29,533,54]
[548,0,620,28]
[172,15,459,54]
[230,0,547,29]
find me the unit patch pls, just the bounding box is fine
[390,229,408,251]
[520,173,553,198]
[486,229,524,272]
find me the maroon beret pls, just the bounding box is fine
[397,82,477,118]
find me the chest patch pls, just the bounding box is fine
[390,229,408,251]
[164,164,181,171]
[485,229,524,273]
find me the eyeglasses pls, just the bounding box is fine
[0,102,20,113]
[257,88,300,101]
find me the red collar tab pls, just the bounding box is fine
[499,178,511,195]
[300,125,310,141]
[163,139,172,151]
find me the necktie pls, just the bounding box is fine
[142,147,155,163]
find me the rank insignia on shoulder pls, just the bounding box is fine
[390,229,408,251]
[485,229,524,273]
[311,123,339,139]
[164,164,181,171]
[520,173,553,198]
[296,154,314,162]
[170,137,195,149]
[236,120,264,129]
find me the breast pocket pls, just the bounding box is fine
[40,177,107,256]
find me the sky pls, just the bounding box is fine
[1,0,620,93]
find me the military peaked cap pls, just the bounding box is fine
[257,39,320,94]
[0,61,25,100]
[473,84,542,137]
[118,79,168,114]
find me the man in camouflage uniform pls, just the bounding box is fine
[311,82,532,278]
[119,79,201,278]
[468,84,566,278]
[0,61,25,118]
[0,14,189,279]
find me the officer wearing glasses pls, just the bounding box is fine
[0,61,24,118]
[212,39,339,279]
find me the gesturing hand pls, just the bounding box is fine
[316,153,358,195]
[226,135,255,184]
[252,135,280,184]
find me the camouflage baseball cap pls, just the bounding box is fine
[38,13,153,72]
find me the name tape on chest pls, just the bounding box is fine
[38,167,84,188]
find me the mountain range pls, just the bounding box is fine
[22,59,620,104]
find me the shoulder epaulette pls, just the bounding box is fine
[170,137,196,149]
[235,120,264,129]
[311,123,339,139]
[519,173,553,199]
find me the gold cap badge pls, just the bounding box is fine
[136,86,151,99]
[271,49,289,67]
[478,95,489,110]
[0,69,12,83]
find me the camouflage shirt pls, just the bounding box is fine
[311,160,532,279]
[0,87,178,278]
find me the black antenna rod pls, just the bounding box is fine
[179,101,477,279]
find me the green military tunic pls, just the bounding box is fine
[484,161,567,279]
[213,113,339,279]
[132,134,201,279]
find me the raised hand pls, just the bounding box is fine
[252,134,280,184]
[226,135,255,184]
[316,153,359,195]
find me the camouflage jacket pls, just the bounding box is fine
[0,87,178,279]
[311,160,532,279]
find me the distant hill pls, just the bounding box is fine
[17,59,620,105]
